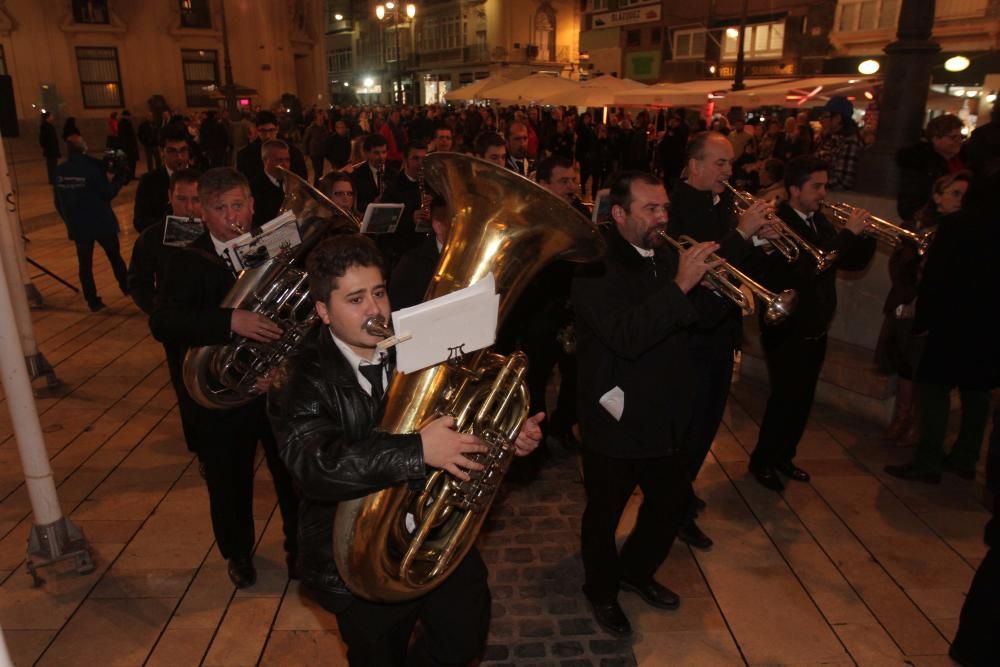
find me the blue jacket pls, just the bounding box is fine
[53,152,125,241]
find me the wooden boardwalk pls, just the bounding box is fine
[0,162,991,666]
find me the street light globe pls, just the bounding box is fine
[725,27,739,38]
[858,59,880,75]
[344,81,350,87]
[944,55,970,72]
[375,5,385,19]
[406,3,416,18]
[334,12,343,20]
[385,1,395,9]
[363,77,374,88]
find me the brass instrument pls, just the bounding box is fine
[656,231,797,325]
[823,201,934,255]
[183,168,360,410]
[333,152,604,602]
[723,181,838,272]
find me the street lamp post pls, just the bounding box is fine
[376,2,416,104]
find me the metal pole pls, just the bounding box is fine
[0,134,59,388]
[0,221,91,586]
[0,140,41,308]
[394,17,403,104]
[219,0,237,115]
[732,0,750,91]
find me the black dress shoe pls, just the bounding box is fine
[775,461,811,482]
[884,463,942,484]
[588,599,632,637]
[227,556,257,588]
[692,495,707,512]
[286,554,300,581]
[943,459,976,480]
[87,299,106,313]
[619,578,680,610]
[749,463,785,492]
[677,520,714,551]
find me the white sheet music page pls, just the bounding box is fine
[391,273,499,374]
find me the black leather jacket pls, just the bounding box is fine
[267,326,426,608]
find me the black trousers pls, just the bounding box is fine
[521,333,577,436]
[310,155,326,186]
[751,334,827,468]
[685,354,735,481]
[580,448,692,604]
[311,550,490,667]
[951,514,999,666]
[195,411,299,561]
[45,156,59,185]
[74,235,128,307]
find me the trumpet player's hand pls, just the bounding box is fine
[231,310,283,343]
[844,206,869,236]
[413,207,431,227]
[675,241,722,294]
[420,415,489,481]
[737,200,772,238]
[513,412,545,457]
[757,221,783,241]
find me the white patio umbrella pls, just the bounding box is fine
[444,75,512,102]
[485,73,581,104]
[537,75,647,107]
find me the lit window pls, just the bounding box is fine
[721,21,785,61]
[76,47,123,108]
[181,49,218,107]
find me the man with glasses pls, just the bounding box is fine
[133,125,191,233]
[236,110,307,183]
[429,125,454,153]
[896,114,968,227]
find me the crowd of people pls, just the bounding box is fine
[40,93,999,666]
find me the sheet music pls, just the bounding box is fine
[390,274,499,374]
[221,211,301,271]
[162,216,204,247]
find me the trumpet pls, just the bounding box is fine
[823,201,934,255]
[723,181,838,273]
[656,231,798,325]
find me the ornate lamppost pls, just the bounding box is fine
[375,2,416,104]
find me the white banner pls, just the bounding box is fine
[592,3,661,29]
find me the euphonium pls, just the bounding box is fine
[656,231,797,325]
[823,201,934,255]
[183,168,360,410]
[333,153,605,602]
[723,180,838,272]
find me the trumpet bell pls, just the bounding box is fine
[764,289,798,325]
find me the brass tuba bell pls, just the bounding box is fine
[333,153,605,602]
[182,168,359,410]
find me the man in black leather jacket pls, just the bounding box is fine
[268,234,542,666]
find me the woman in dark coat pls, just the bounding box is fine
[876,171,972,444]
[884,172,1000,483]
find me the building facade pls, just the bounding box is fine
[324,0,582,104]
[0,0,326,140]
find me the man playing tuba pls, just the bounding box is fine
[268,234,543,665]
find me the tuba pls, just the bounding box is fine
[333,153,604,602]
[183,168,360,409]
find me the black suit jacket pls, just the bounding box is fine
[251,174,285,227]
[127,219,189,315]
[237,139,308,183]
[351,162,398,216]
[380,171,428,262]
[668,181,770,359]
[389,235,439,310]
[133,167,171,233]
[572,225,699,458]
[149,233,265,446]
[760,202,876,341]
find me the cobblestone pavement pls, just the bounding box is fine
[477,443,637,667]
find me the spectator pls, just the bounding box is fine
[896,114,967,225]
[814,97,862,190]
[53,134,129,312]
[302,112,331,186]
[39,111,61,185]
[117,110,139,180]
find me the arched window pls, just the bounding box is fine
[533,4,556,61]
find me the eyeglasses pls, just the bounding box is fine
[257,125,278,134]
[942,133,964,141]
[332,190,354,197]
[164,146,189,155]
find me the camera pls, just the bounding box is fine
[102,149,130,179]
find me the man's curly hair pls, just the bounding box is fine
[306,234,386,303]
